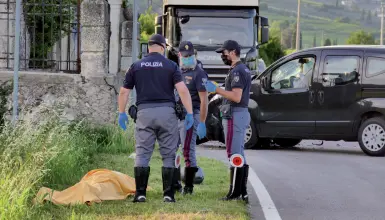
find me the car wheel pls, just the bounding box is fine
[244,120,271,149]
[244,120,257,149]
[358,117,385,157]
[273,138,302,148]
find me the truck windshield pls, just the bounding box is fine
[175,16,254,48]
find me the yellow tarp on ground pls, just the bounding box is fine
[33,169,146,206]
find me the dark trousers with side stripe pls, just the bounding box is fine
[178,112,200,167]
[222,109,250,165]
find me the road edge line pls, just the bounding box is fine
[248,167,282,220]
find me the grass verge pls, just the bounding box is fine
[0,115,248,220]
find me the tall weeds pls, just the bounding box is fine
[0,115,135,220]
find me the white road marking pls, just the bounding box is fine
[248,167,282,220]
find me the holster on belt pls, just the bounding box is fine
[175,101,186,120]
[219,104,232,119]
[128,105,138,123]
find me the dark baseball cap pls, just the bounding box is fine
[178,41,195,57]
[148,34,166,48]
[215,40,241,53]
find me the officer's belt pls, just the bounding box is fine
[137,102,175,111]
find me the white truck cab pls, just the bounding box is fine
[140,0,270,84]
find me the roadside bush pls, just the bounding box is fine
[0,115,134,219]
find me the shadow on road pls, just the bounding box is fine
[200,142,369,157]
[251,145,366,157]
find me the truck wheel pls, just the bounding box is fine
[273,138,302,148]
[244,120,257,149]
[358,117,385,157]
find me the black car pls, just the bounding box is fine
[203,45,385,157]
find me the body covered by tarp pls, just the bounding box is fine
[33,169,149,205]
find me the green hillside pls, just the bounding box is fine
[260,0,382,48]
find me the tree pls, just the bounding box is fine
[367,11,372,23]
[138,6,158,42]
[281,28,293,49]
[259,36,285,66]
[291,23,302,49]
[299,27,302,49]
[333,39,338,45]
[346,30,376,45]
[280,20,290,30]
[361,9,366,21]
[324,38,332,46]
[313,35,317,47]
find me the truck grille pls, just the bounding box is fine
[205,68,228,84]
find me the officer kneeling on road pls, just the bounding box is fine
[203,40,251,203]
[117,34,194,203]
[173,41,208,195]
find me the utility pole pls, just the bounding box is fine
[130,0,138,106]
[381,1,384,45]
[296,0,301,51]
[132,0,138,63]
[12,0,22,125]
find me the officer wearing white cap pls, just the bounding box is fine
[203,40,251,202]
[118,34,194,203]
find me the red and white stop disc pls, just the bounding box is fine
[229,154,244,168]
[175,153,181,168]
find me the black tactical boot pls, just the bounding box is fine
[162,167,176,202]
[241,164,249,203]
[133,167,150,203]
[183,167,198,195]
[221,166,244,201]
[173,167,183,193]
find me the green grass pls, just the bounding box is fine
[34,153,248,220]
[0,114,248,220]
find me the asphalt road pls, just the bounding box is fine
[197,140,385,220]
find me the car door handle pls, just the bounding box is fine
[309,90,315,104]
[318,90,324,105]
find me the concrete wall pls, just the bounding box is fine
[0,0,129,125]
[120,6,140,73]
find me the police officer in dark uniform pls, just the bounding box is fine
[203,40,251,202]
[118,34,194,203]
[173,41,208,195]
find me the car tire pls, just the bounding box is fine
[273,138,302,148]
[244,120,257,149]
[358,117,385,157]
[244,120,270,149]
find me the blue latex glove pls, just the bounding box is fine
[197,122,206,140]
[118,112,129,130]
[184,113,194,130]
[204,80,217,93]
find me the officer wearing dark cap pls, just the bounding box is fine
[203,40,251,203]
[173,41,208,195]
[118,34,194,203]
